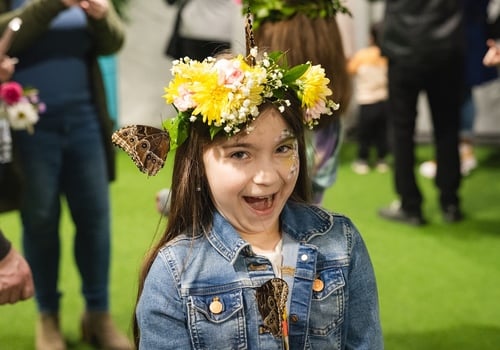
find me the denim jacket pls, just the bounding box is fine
[136,201,383,349]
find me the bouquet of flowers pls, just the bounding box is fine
[0,81,45,134]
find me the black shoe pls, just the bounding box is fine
[442,205,464,223]
[378,202,427,226]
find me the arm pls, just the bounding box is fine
[345,227,383,350]
[0,0,67,55]
[83,0,125,55]
[346,50,361,75]
[0,230,34,305]
[0,0,124,56]
[136,252,192,349]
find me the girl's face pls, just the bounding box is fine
[203,108,299,237]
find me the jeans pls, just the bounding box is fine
[14,109,110,313]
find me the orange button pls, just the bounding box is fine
[209,297,223,314]
[312,279,324,292]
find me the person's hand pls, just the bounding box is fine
[0,247,34,305]
[483,39,500,67]
[61,0,109,20]
[0,56,17,82]
[79,0,110,20]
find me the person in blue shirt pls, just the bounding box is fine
[0,1,131,349]
[130,20,383,349]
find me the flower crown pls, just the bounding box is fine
[163,47,339,149]
[240,0,351,30]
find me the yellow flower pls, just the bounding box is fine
[298,65,332,109]
[191,71,230,126]
[163,59,213,106]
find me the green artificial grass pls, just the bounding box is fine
[1,142,499,349]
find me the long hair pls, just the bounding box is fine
[132,94,311,346]
[255,12,352,125]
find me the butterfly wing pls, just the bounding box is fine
[111,125,170,176]
[256,278,289,338]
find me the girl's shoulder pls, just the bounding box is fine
[282,202,358,239]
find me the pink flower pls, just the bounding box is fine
[0,81,23,105]
[173,84,196,111]
[304,99,329,123]
[215,59,245,86]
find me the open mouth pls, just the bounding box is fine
[244,194,275,212]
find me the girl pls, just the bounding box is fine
[130,45,383,349]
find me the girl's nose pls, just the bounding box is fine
[252,162,280,185]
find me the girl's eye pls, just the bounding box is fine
[277,144,294,154]
[230,151,248,160]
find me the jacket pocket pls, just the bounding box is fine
[308,268,345,336]
[188,289,247,349]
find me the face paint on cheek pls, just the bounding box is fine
[277,130,299,181]
[287,140,299,180]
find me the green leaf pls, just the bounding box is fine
[163,113,190,151]
[209,126,223,140]
[268,51,286,65]
[281,64,309,84]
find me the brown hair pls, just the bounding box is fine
[255,12,352,124]
[132,95,311,346]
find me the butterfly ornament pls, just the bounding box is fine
[256,278,290,349]
[111,125,170,176]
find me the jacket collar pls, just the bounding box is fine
[207,201,333,265]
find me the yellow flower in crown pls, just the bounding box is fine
[298,65,339,124]
[191,56,266,127]
[162,48,339,149]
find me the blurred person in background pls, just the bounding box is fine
[378,0,465,225]
[347,21,389,175]
[419,0,499,179]
[0,27,34,307]
[0,1,132,349]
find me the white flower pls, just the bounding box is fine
[250,47,258,58]
[6,100,39,131]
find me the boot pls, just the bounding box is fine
[81,311,133,350]
[36,313,66,350]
